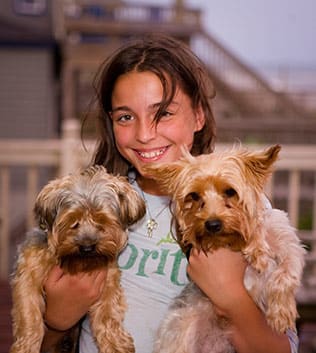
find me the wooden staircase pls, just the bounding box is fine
[54,0,315,144]
[190,30,312,118]
[189,30,315,143]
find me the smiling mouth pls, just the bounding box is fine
[136,147,168,159]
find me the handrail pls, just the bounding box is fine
[53,0,202,41]
[191,30,312,118]
[1,127,316,307]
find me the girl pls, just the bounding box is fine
[42,34,298,353]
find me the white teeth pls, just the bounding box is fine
[138,148,165,159]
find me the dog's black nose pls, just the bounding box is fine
[79,244,96,254]
[205,219,222,233]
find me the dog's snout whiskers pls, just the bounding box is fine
[205,219,222,233]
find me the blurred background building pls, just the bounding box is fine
[0,0,315,352]
[0,0,315,142]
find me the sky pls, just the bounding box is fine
[127,0,316,70]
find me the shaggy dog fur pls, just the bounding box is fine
[10,166,146,353]
[143,145,306,353]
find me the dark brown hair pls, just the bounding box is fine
[89,34,216,176]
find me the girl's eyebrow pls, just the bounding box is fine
[111,101,179,113]
[110,105,131,113]
[111,102,161,113]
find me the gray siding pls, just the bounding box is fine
[0,48,58,138]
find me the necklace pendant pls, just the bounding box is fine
[147,218,158,238]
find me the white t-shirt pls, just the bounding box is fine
[79,180,189,353]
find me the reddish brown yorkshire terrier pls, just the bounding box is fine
[144,144,306,353]
[10,166,145,353]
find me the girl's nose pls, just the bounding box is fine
[136,118,157,143]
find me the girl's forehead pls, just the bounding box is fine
[112,72,163,103]
[112,71,186,105]
[115,70,169,87]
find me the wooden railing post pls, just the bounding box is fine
[60,119,82,176]
[26,166,38,229]
[288,170,300,227]
[0,167,10,279]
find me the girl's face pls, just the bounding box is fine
[110,71,205,192]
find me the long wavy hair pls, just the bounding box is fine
[86,34,217,176]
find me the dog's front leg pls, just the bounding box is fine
[264,268,299,333]
[89,267,134,353]
[10,251,52,353]
[260,209,305,333]
[10,300,45,353]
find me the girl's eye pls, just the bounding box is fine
[160,111,173,119]
[117,114,134,123]
[155,109,173,121]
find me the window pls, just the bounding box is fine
[13,0,47,16]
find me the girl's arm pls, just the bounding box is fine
[187,248,292,353]
[41,266,107,352]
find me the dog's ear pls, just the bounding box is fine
[33,177,67,231]
[141,146,194,195]
[141,162,185,195]
[117,183,146,228]
[243,144,281,189]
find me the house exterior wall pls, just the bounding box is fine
[0,47,58,138]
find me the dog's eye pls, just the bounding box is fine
[184,192,204,210]
[70,221,80,229]
[187,192,200,201]
[224,188,237,198]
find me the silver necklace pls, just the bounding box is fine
[140,190,169,238]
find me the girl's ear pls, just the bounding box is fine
[194,105,206,132]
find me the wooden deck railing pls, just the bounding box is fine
[0,120,315,304]
[53,0,202,41]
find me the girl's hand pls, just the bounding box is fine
[44,266,107,331]
[187,248,291,353]
[187,248,248,315]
